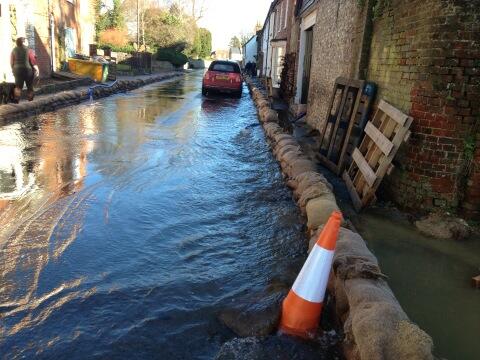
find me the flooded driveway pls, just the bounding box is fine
[0,72,307,359]
[355,208,480,360]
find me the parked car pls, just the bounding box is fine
[202,61,243,97]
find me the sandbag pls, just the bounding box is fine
[275,137,298,150]
[297,182,333,209]
[344,278,434,360]
[306,195,339,231]
[263,123,282,138]
[277,145,302,159]
[264,109,278,123]
[333,227,386,281]
[288,159,316,178]
[280,151,306,167]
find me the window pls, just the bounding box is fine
[209,62,240,73]
[279,3,283,33]
[285,0,289,29]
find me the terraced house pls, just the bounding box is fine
[258,0,480,219]
[259,0,296,89]
[0,0,96,80]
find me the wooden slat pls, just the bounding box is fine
[352,149,377,187]
[378,100,409,126]
[345,101,412,211]
[319,77,365,175]
[343,171,363,212]
[336,85,364,174]
[364,122,394,156]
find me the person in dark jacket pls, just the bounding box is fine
[10,37,39,102]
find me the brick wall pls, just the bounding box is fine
[305,0,368,130]
[30,0,96,78]
[33,0,52,77]
[368,0,480,217]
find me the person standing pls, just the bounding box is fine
[10,37,39,102]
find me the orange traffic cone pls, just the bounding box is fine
[279,211,343,338]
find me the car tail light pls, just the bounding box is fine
[204,71,212,80]
[234,74,242,83]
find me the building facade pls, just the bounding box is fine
[258,0,295,88]
[243,35,258,67]
[259,0,480,219]
[0,0,96,80]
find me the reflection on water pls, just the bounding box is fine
[355,208,480,360]
[0,73,307,359]
[0,103,97,345]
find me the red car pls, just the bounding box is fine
[202,61,243,97]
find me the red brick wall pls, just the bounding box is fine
[33,0,52,77]
[32,0,96,77]
[367,0,480,218]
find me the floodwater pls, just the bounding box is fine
[0,72,308,359]
[354,208,480,360]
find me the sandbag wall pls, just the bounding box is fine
[245,78,434,360]
[0,72,184,122]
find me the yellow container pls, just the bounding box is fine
[68,59,107,82]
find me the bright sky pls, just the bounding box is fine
[198,0,272,50]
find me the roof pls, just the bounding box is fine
[244,35,257,46]
[261,0,280,32]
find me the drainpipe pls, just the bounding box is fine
[49,12,55,74]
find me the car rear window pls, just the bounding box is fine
[209,62,240,73]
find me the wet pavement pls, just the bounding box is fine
[0,72,309,359]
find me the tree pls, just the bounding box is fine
[198,28,212,59]
[143,5,196,51]
[240,32,254,48]
[95,0,125,37]
[229,36,241,49]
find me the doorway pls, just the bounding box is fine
[301,28,313,104]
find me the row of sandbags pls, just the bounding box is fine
[0,72,184,122]
[246,78,434,360]
[248,81,339,235]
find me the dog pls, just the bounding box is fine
[0,83,18,104]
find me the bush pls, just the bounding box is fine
[99,43,136,53]
[98,28,129,47]
[156,48,188,67]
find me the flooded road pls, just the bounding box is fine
[0,72,308,359]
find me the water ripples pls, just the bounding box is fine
[0,73,307,359]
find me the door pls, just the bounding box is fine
[301,28,313,104]
[65,28,76,59]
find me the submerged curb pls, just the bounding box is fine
[245,77,434,360]
[0,71,185,123]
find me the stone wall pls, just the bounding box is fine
[305,0,368,130]
[367,0,480,217]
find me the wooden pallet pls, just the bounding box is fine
[318,77,365,175]
[343,100,413,211]
[344,82,377,167]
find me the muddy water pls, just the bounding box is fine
[354,208,480,360]
[0,73,309,359]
